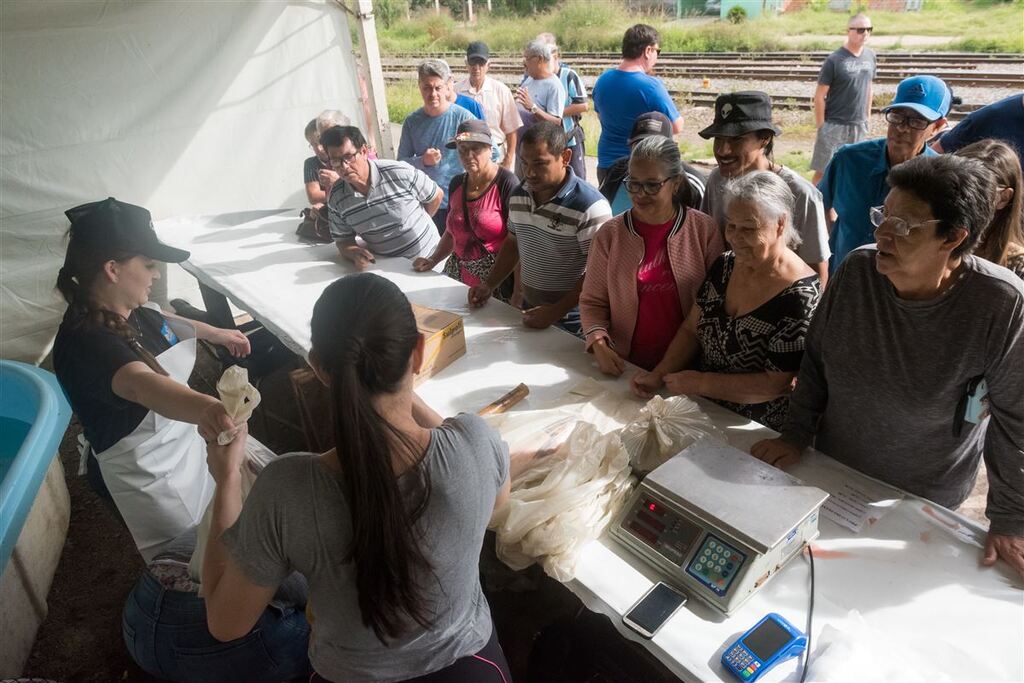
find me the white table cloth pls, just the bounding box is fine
[157,210,1024,682]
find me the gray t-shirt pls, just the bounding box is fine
[517,74,566,132]
[781,249,1024,536]
[701,166,831,266]
[222,413,510,681]
[818,47,876,124]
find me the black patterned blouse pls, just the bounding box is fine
[694,252,821,431]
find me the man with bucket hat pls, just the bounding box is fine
[699,91,831,282]
[819,75,949,274]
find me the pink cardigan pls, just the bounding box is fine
[580,208,724,357]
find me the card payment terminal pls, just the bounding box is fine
[722,612,806,681]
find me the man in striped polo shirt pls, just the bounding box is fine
[468,121,611,336]
[323,126,443,269]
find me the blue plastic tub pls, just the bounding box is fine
[0,360,72,574]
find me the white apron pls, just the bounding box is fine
[93,314,214,563]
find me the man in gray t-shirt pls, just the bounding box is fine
[811,13,877,183]
[513,38,566,178]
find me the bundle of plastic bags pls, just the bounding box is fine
[619,395,723,475]
[489,420,635,582]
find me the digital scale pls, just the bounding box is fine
[611,438,829,614]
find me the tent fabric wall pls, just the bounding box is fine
[1,0,364,364]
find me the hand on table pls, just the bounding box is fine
[412,257,436,272]
[630,370,663,399]
[750,438,803,470]
[423,148,442,167]
[663,370,702,396]
[509,289,524,309]
[198,401,238,444]
[211,328,251,358]
[468,283,493,308]
[522,304,561,329]
[206,423,248,484]
[983,533,1024,582]
[593,341,625,377]
[342,245,376,270]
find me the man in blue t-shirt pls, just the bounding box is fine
[932,93,1024,156]
[592,24,683,183]
[398,59,474,234]
[819,75,949,274]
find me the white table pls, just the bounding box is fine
[157,211,1024,682]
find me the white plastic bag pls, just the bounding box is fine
[489,421,635,582]
[215,365,261,445]
[619,395,723,475]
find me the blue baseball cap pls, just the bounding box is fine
[883,75,951,122]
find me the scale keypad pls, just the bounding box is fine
[725,643,762,679]
[686,533,745,597]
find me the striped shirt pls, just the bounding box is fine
[508,168,612,305]
[328,159,441,259]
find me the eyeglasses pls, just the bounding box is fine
[849,27,873,33]
[869,205,941,237]
[624,175,676,196]
[885,110,933,131]
[331,150,363,167]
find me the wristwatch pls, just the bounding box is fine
[530,104,539,114]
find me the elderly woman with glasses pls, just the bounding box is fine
[580,136,723,375]
[631,172,821,431]
[752,154,1024,582]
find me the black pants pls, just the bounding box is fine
[310,626,511,683]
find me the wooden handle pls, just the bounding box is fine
[477,383,529,416]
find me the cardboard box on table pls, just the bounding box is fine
[290,305,466,451]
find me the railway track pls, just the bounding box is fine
[383,56,1024,89]
[382,71,978,121]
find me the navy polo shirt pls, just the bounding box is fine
[819,137,937,274]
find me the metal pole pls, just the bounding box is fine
[487,0,492,11]
[434,0,440,14]
[467,0,474,23]
[351,0,395,158]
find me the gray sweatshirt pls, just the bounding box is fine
[781,248,1024,536]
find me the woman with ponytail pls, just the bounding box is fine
[202,273,514,682]
[53,198,312,682]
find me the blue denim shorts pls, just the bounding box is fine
[122,571,311,683]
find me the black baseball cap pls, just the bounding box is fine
[629,112,674,146]
[699,91,783,139]
[446,118,493,148]
[64,197,190,263]
[466,41,490,62]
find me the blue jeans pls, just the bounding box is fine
[123,571,311,683]
[522,299,583,339]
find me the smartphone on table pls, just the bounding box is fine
[622,582,688,639]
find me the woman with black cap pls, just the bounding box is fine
[52,198,312,681]
[698,91,831,285]
[53,197,252,558]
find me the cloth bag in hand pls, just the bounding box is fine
[619,395,723,475]
[188,366,269,586]
[489,421,635,582]
[216,366,261,444]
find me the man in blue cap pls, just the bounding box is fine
[819,75,950,274]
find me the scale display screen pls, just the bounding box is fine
[620,497,703,566]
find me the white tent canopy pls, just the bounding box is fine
[1,0,370,363]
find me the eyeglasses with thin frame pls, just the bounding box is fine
[849,27,873,34]
[869,205,941,237]
[624,175,677,196]
[885,110,933,131]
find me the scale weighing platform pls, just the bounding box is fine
[611,438,829,614]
